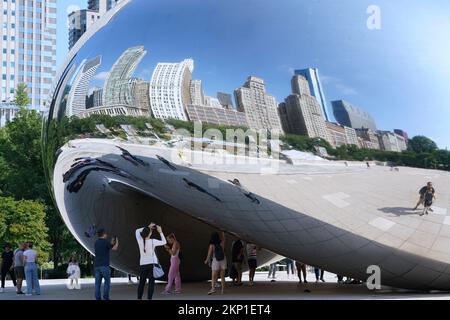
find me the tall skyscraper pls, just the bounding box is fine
[149,59,194,120]
[189,79,204,106]
[68,0,120,49]
[234,76,283,132]
[66,56,102,116]
[103,46,147,108]
[332,100,377,131]
[279,75,329,142]
[294,68,329,121]
[0,0,57,114]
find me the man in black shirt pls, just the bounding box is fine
[94,229,119,300]
[1,244,17,293]
[414,182,436,211]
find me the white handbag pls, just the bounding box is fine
[152,239,165,279]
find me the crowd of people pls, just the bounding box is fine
[0,242,41,295]
[1,180,438,299]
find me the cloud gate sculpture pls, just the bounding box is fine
[43,0,450,290]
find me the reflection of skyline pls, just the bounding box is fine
[103,46,147,108]
[67,56,102,116]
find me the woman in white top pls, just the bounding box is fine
[66,256,81,290]
[135,223,166,300]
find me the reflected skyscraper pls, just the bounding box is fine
[67,56,102,116]
[332,100,377,131]
[103,46,147,108]
[150,59,194,120]
[294,68,329,122]
[189,79,205,106]
[69,0,121,49]
[235,76,283,132]
[279,75,329,142]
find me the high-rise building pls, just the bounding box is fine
[132,79,150,112]
[355,128,380,150]
[204,96,222,109]
[0,0,57,113]
[69,0,120,49]
[234,76,283,132]
[332,100,377,131]
[190,80,204,106]
[66,56,102,116]
[377,131,408,152]
[150,59,194,120]
[217,92,234,109]
[103,46,147,108]
[279,75,329,142]
[294,68,329,121]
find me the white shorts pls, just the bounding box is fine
[211,257,227,271]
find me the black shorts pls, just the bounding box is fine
[14,266,25,279]
[248,259,257,270]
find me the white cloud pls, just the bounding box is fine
[277,65,295,75]
[321,75,357,96]
[93,71,110,81]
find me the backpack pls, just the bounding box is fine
[214,244,225,261]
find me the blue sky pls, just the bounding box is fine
[57,0,450,149]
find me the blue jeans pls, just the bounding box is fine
[95,266,111,300]
[24,263,40,295]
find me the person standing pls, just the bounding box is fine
[162,233,181,294]
[414,182,435,211]
[267,262,277,281]
[421,185,436,216]
[285,259,295,278]
[66,257,81,290]
[231,239,244,286]
[246,243,259,286]
[13,243,26,294]
[314,267,325,283]
[295,261,308,283]
[204,231,226,295]
[23,243,40,296]
[94,229,119,300]
[1,244,17,293]
[135,223,166,300]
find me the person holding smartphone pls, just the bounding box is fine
[94,229,119,300]
[135,223,166,300]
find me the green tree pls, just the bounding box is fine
[14,83,30,107]
[409,136,438,154]
[0,196,50,262]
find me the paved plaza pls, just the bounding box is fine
[1,272,450,300]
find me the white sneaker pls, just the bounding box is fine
[25,293,32,296]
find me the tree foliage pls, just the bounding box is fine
[14,83,30,107]
[408,136,438,154]
[0,196,50,262]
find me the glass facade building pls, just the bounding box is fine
[332,100,377,131]
[0,0,57,112]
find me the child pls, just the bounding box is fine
[66,257,81,290]
[421,187,436,216]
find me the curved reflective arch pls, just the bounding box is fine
[43,0,450,289]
